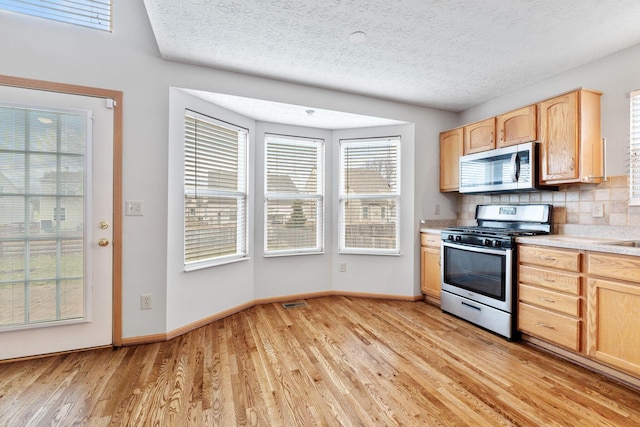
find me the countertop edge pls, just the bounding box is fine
[516,235,640,256]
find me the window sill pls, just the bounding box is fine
[184,255,250,272]
[264,250,324,258]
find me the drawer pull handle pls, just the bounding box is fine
[538,276,556,283]
[537,322,555,330]
[541,256,556,261]
[538,297,555,303]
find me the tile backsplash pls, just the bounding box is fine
[457,175,640,232]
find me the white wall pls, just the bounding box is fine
[459,42,640,177]
[0,1,171,337]
[166,89,256,331]
[253,122,334,300]
[0,1,459,339]
[332,125,418,296]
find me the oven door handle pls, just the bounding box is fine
[442,241,509,256]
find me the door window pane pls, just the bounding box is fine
[0,105,87,328]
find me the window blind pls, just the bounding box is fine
[339,137,400,254]
[631,90,640,206]
[264,134,324,256]
[184,111,247,269]
[0,0,111,31]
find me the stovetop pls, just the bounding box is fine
[441,204,553,249]
[444,225,548,238]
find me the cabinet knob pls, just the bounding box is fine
[570,157,575,171]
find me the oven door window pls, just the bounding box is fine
[443,246,506,301]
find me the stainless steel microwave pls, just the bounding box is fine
[458,142,557,194]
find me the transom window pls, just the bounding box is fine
[264,134,324,256]
[0,0,112,31]
[183,111,248,270]
[339,137,401,255]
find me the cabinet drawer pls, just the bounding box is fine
[518,303,580,351]
[519,284,580,317]
[518,265,580,294]
[420,233,440,247]
[587,253,640,284]
[519,246,580,272]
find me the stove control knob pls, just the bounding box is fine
[455,235,461,242]
[447,235,454,241]
[484,239,492,246]
[494,240,502,247]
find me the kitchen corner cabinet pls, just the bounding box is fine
[463,117,495,154]
[496,105,536,148]
[517,245,583,352]
[439,128,463,192]
[538,89,603,184]
[420,232,441,306]
[586,253,640,377]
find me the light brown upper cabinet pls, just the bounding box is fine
[463,117,495,154]
[496,105,537,148]
[538,89,603,184]
[439,127,463,192]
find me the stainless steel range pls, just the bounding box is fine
[440,204,553,340]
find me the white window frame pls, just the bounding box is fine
[183,110,248,271]
[339,136,401,255]
[264,134,324,257]
[630,90,640,205]
[0,0,112,31]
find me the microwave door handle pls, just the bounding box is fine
[510,152,521,182]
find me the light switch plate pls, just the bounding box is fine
[126,200,144,216]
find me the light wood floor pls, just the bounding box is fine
[1,296,639,426]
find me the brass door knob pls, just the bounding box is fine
[98,238,110,247]
[99,221,109,229]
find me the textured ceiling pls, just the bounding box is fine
[143,0,640,112]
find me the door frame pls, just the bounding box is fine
[0,74,123,347]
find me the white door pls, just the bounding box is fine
[0,85,113,359]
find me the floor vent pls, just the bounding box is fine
[282,301,307,309]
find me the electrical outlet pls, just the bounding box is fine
[592,203,604,218]
[140,294,152,310]
[339,262,347,272]
[434,204,440,215]
[126,200,144,216]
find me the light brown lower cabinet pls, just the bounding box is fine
[420,232,441,306]
[517,245,583,352]
[587,253,640,377]
[518,246,640,382]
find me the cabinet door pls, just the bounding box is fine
[421,246,441,301]
[439,128,463,192]
[463,117,495,154]
[539,91,579,183]
[587,277,640,376]
[496,105,536,148]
